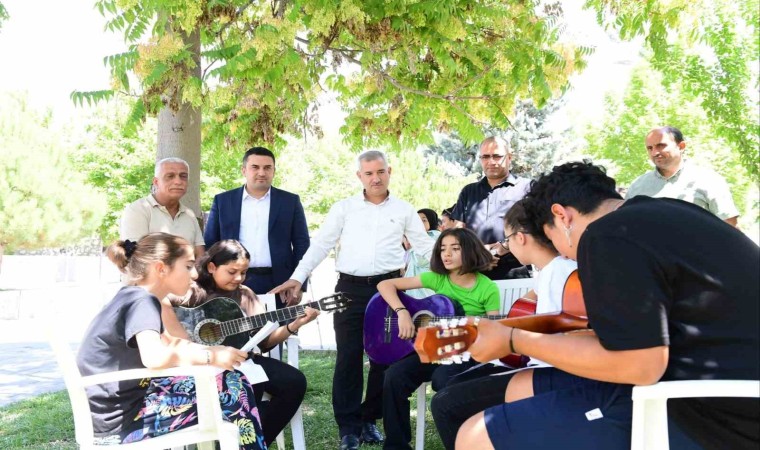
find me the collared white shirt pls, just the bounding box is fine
[626,161,739,220]
[239,187,272,268]
[290,192,434,284]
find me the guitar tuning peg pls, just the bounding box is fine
[457,317,468,326]
[462,352,472,362]
[440,359,454,365]
[451,354,462,364]
[448,318,458,328]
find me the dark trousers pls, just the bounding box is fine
[251,355,307,445]
[382,354,479,450]
[430,364,516,450]
[332,279,388,437]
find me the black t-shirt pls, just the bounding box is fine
[451,176,530,279]
[76,286,163,436]
[578,196,759,448]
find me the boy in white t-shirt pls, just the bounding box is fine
[430,200,577,449]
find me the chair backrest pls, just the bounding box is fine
[47,327,95,445]
[259,294,277,312]
[494,278,535,314]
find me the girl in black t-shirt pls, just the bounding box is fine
[167,239,319,446]
[76,233,267,449]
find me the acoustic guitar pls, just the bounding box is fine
[364,291,535,366]
[414,271,588,364]
[174,293,350,349]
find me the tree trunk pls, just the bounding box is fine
[157,28,202,217]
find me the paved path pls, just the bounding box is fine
[0,258,340,408]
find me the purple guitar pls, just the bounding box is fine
[363,290,459,365]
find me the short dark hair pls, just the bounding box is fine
[504,200,556,251]
[417,208,439,229]
[654,126,685,144]
[242,147,276,166]
[523,161,622,230]
[430,228,493,275]
[195,240,251,292]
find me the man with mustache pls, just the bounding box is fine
[120,157,206,257]
[626,126,739,226]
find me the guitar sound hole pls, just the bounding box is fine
[197,322,223,345]
[414,314,434,328]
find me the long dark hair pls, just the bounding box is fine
[417,208,439,231]
[430,228,493,275]
[195,240,250,292]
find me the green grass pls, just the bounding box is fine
[0,351,445,450]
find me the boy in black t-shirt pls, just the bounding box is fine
[456,161,759,450]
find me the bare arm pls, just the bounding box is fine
[134,329,247,371]
[468,319,668,385]
[378,276,424,339]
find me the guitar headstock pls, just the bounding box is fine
[316,292,351,313]
[414,318,479,364]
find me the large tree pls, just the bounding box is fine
[73,0,589,215]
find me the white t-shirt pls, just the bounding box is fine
[528,256,578,368]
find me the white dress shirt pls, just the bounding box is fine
[290,193,434,284]
[239,187,273,268]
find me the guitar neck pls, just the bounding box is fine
[222,300,321,337]
[420,314,507,323]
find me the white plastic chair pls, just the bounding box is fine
[259,294,306,450]
[493,278,535,314]
[412,277,536,450]
[48,328,239,450]
[631,379,760,449]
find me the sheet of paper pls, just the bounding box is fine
[213,321,279,383]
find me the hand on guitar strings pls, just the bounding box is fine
[468,318,514,363]
[396,309,415,340]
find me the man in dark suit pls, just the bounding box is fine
[205,147,310,307]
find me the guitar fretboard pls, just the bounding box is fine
[219,300,321,338]
[384,314,507,326]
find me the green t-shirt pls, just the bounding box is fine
[420,271,500,315]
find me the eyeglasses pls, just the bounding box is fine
[479,154,506,161]
[501,231,530,247]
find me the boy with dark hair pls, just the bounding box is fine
[457,161,759,450]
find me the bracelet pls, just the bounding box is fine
[509,328,516,354]
[286,323,298,335]
[394,307,408,313]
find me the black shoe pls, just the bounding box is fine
[360,423,384,444]
[340,434,361,450]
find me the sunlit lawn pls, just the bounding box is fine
[0,351,444,450]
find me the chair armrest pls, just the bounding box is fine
[81,365,219,387]
[632,380,760,401]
